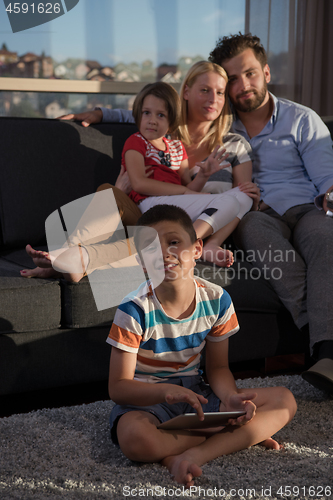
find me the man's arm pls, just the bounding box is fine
[57,108,134,126]
[298,111,333,203]
[100,108,135,123]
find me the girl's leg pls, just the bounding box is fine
[200,218,239,267]
[200,188,253,267]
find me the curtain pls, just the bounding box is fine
[246,0,333,116]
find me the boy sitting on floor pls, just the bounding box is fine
[107,204,297,487]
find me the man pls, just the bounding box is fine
[209,33,333,393]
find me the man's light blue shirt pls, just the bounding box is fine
[102,108,135,124]
[231,93,333,215]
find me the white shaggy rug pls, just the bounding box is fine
[0,375,332,500]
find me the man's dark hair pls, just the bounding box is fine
[209,32,267,68]
[134,204,197,253]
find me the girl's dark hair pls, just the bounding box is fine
[209,33,267,68]
[132,82,180,134]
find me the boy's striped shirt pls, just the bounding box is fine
[107,277,239,382]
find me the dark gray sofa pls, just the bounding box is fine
[1,116,331,396]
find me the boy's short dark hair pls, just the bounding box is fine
[209,32,267,69]
[132,82,180,134]
[134,205,197,255]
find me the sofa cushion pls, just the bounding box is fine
[60,276,118,329]
[0,255,61,333]
[0,118,137,250]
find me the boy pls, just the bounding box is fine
[107,204,297,487]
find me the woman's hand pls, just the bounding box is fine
[197,145,230,179]
[57,109,103,127]
[115,165,132,194]
[238,181,260,211]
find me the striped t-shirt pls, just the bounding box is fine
[107,277,239,382]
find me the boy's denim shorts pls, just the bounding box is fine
[109,375,220,445]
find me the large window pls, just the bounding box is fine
[1,0,332,117]
[0,0,246,117]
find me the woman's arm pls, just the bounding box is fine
[125,150,199,196]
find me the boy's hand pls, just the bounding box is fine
[197,145,230,179]
[164,386,208,421]
[223,391,257,426]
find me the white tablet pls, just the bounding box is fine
[157,411,246,430]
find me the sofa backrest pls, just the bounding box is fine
[0,118,137,250]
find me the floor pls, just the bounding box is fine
[0,354,306,419]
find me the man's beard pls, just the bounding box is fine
[232,81,267,113]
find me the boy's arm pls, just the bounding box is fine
[108,346,208,418]
[125,150,199,196]
[205,339,256,424]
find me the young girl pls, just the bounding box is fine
[122,80,249,267]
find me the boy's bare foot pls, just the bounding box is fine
[25,244,52,268]
[162,453,202,487]
[201,242,234,268]
[259,437,282,450]
[20,267,60,279]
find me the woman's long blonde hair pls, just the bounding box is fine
[178,61,232,152]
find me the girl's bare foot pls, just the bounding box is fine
[162,453,202,487]
[21,244,61,279]
[25,244,52,268]
[201,242,234,267]
[20,267,60,279]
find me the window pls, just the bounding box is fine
[0,0,246,117]
[1,0,332,117]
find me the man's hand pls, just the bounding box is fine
[164,386,208,421]
[238,181,261,211]
[57,109,103,127]
[197,145,230,179]
[222,391,257,426]
[322,185,333,213]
